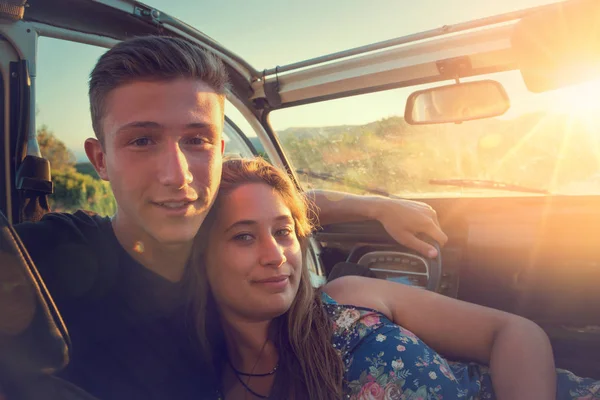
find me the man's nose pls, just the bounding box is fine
[157,142,193,188]
[260,236,287,268]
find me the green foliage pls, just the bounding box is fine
[75,162,100,178]
[37,126,116,215]
[37,125,76,172]
[50,169,116,215]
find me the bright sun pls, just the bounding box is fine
[545,76,600,118]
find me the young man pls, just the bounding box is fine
[14,36,447,399]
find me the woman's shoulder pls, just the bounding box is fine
[322,276,393,320]
[321,275,365,303]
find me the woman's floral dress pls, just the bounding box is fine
[322,292,600,400]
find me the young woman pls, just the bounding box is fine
[190,157,600,400]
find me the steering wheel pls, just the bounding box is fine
[347,238,443,292]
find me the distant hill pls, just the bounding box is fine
[277,124,360,139]
[248,137,264,154]
[75,162,99,179]
[274,111,600,195]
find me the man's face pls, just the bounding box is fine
[89,79,224,246]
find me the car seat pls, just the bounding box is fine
[0,211,98,400]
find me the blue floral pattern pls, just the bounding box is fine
[322,292,600,400]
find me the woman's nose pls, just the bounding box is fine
[259,236,286,268]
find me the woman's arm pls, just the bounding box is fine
[306,189,448,258]
[324,276,556,400]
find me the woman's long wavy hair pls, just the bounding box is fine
[189,157,344,399]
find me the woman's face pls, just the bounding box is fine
[205,182,303,322]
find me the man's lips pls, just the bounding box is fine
[151,198,197,209]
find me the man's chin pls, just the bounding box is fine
[142,218,203,247]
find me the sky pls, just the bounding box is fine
[146,0,561,69]
[35,0,567,160]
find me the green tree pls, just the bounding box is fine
[51,170,116,215]
[36,125,116,215]
[37,125,76,172]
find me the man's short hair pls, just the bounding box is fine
[89,35,230,144]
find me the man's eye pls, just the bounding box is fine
[187,137,208,145]
[130,137,152,147]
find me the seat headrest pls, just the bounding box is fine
[0,211,69,382]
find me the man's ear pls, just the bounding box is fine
[84,138,109,181]
[220,139,225,155]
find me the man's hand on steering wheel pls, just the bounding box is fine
[371,197,448,258]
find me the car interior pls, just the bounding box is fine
[0,209,101,399]
[1,0,600,397]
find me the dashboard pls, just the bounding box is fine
[314,221,461,298]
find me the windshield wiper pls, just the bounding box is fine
[296,169,400,198]
[429,178,551,194]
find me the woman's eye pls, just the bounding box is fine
[233,233,254,242]
[275,228,293,237]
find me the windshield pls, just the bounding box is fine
[269,70,600,197]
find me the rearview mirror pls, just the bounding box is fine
[404,80,510,125]
[512,0,600,93]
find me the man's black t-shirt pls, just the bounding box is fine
[14,211,214,400]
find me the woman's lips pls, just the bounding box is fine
[253,275,290,291]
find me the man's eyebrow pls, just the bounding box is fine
[116,121,217,132]
[117,121,162,132]
[184,122,217,130]
[224,215,294,233]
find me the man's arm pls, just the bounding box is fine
[307,189,448,258]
